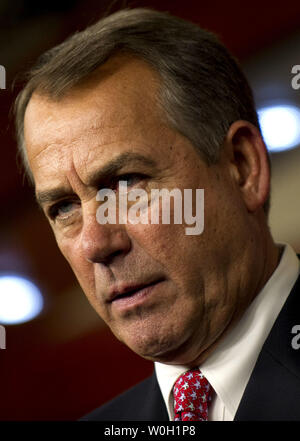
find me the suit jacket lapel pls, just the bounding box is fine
[234,272,300,420]
[135,372,169,420]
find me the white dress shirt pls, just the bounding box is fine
[155,243,300,421]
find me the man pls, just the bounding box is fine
[15,8,300,420]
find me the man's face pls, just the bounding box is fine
[24,56,256,365]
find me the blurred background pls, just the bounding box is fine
[0,0,299,421]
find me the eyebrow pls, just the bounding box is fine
[35,151,157,207]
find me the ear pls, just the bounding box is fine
[224,120,270,212]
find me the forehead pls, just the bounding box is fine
[23,55,172,186]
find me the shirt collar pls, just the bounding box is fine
[155,243,300,420]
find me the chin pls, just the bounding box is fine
[116,324,191,363]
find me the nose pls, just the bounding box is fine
[79,210,131,265]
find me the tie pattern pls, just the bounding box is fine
[173,368,212,421]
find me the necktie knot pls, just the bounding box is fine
[173,368,212,421]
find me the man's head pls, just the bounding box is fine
[16,8,278,366]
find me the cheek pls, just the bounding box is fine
[129,222,183,262]
[128,222,200,284]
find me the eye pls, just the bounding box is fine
[48,200,80,221]
[111,173,146,192]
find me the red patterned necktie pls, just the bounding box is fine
[173,368,212,421]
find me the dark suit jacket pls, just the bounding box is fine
[81,272,300,421]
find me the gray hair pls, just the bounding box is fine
[14,7,268,210]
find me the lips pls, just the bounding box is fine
[108,279,163,303]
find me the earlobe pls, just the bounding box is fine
[226,120,270,213]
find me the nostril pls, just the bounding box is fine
[101,250,124,265]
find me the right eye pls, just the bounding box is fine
[48,200,80,222]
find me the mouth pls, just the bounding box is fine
[108,279,165,309]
